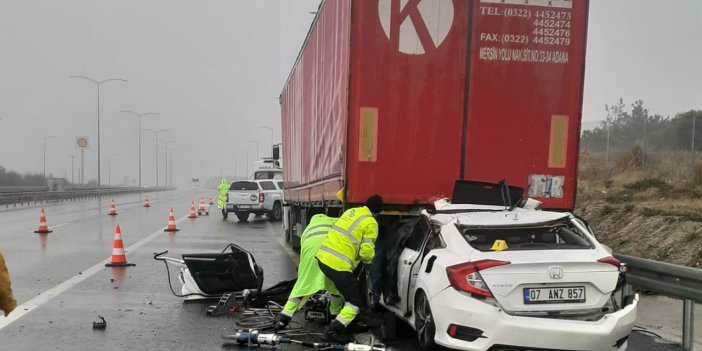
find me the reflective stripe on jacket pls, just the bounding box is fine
[316,206,378,272]
[288,214,339,299]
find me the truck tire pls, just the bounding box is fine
[236,212,249,222]
[285,207,294,243]
[270,202,282,222]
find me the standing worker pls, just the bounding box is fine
[275,214,342,330]
[0,249,17,316]
[316,195,383,342]
[218,178,229,219]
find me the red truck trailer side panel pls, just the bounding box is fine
[281,0,352,202]
[463,0,588,209]
[282,0,588,210]
[346,0,469,205]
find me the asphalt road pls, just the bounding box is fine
[0,190,686,350]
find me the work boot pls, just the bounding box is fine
[274,314,291,331]
[345,318,369,334]
[322,320,351,343]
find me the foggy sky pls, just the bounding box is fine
[0,0,700,186]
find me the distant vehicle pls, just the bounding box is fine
[253,156,283,181]
[377,196,638,351]
[225,179,284,222]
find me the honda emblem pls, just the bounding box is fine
[549,266,564,280]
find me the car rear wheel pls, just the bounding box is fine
[415,291,438,351]
[270,202,282,222]
[236,212,249,222]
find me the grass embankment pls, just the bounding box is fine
[575,150,702,267]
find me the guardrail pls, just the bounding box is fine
[0,187,176,208]
[616,254,702,350]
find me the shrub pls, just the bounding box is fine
[693,164,702,186]
[623,178,673,192]
[601,205,617,216]
[640,207,663,217]
[606,190,633,204]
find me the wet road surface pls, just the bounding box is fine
[0,190,685,350]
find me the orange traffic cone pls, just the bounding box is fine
[188,201,198,219]
[143,196,150,208]
[108,199,118,216]
[208,195,214,205]
[34,207,53,234]
[198,198,208,216]
[105,225,135,267]
[164,208,180,232]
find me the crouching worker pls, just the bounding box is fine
[316,195,383,342]
[0,249,17,316]
[275,214,343,330]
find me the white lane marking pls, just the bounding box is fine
[48,223,70,229]
[0,215,189,331]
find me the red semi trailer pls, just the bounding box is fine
[281,0,589,245]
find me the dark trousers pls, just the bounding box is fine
[317,259,362,308]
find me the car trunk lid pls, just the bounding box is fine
[228,181,260,206]
[475,251,619,313]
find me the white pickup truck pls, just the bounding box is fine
[225,179,284,222]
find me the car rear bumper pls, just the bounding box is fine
[430,288,638,351]
[226,204,264,212]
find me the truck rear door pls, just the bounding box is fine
[462,0,589,210]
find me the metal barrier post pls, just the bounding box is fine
[683,299,694,351]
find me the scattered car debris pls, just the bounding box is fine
[92,316,107,330]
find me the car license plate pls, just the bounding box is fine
[237,205,251,209]
[523,287,585,304]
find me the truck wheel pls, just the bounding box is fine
[270,202,282,222]
[285,208,295,243]
[236,212,249,222]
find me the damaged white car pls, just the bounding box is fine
[376,197,638,351]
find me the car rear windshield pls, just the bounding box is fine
[259,181,277,191]
[229,181,258,191]
[460,220,594,251]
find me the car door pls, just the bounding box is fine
[258,180,277,210]
[397,216,433,316]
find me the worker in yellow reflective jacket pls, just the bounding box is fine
[217,178,229,219]
[274,214,341,330]
[316,195,383,342]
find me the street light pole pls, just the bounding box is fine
[159,139,176,187]
[43,136,56,178]
[168,148,175,187]
[69,155,76,183]
[228,155,237,180]
[70,75,127,189]
[121,111,159,188]
[144,129,168,187]
[257,125,274,157]
[108,153,117,185]
[241,149,249,179]
[247,140,260,160]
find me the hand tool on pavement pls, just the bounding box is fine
[222,330,386,351]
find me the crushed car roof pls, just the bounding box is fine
[428,199,571,227]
